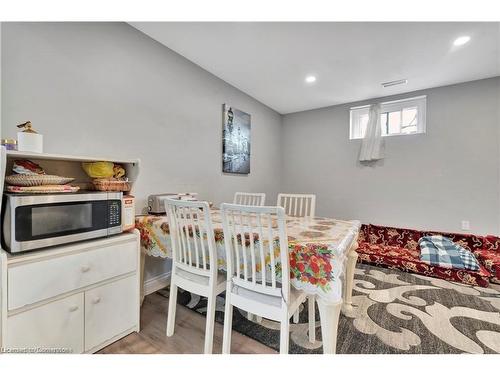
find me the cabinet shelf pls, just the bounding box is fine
[6,150,139,165]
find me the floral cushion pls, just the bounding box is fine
[483,235,500,252]
[473,249,500,280]
[364,223,486,253]
[358,224,369,243]
[357,242,491,287]
[356,242,419,261]
[357,224,495,287]
[366,224,422,248]
[360,223,500,281]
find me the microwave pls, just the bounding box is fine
[1,191,123,253]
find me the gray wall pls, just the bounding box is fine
[282,78,500,235]
[1,22,283,281]
[1,22,499,286]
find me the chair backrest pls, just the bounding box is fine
[220,203,290,302]
[163,198,218,277]
[233,192,266,206]
[277,193,316,218]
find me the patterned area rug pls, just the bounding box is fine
[157,263,500,354]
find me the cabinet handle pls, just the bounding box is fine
[81,265,91,273]
[69,305,79,312]
[92,297,101,304]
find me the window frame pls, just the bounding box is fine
[349,95,427,140]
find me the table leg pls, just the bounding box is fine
[140,251,146,305]
[317,298,342,354]
[342,240,358,313]
[308,295,316,343]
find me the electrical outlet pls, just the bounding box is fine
[461,220,470,231]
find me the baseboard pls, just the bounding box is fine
[144,272,171,296]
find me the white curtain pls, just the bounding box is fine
[359,103,384,162]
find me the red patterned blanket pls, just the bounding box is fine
[357,224,500,287]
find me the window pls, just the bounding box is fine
[349,95,426,140]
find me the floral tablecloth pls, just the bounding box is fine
[136,212,360,303]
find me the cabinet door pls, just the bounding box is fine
[6,293,84,353]
[84,275,138,352]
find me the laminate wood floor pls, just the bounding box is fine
[98,292,277,354]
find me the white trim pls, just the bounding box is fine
[349,95,427,111]
[350,104,371,111]
[143,272,171,296]
[379,95,427,107]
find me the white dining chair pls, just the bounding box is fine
[220,203,314,354]
[277,193,316,324]
[163,198,226,354]
[234,192,266,322]
[233,192,266,206]
[277,193,316,218]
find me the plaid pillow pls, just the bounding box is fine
[419,235,479,271]
[458,248,480,271]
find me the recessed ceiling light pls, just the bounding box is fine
[453,36,471,46]
[381,79,408,88]
[305,75,316,83]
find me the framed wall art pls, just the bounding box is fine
[222,104,251,174]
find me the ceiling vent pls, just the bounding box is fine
[381,79,408,88]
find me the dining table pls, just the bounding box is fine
[135,210,360,354]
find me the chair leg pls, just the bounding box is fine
[204,293,217,354]
[280,314,290,354]
[293,309,300,324]
[222,292,233,354]
[308,295,316,343]
[166,280,178,337]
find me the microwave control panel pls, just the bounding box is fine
[108,200,122,227]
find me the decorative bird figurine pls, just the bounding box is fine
[17,121,38,133]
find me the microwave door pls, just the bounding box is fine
[11,200,110,253]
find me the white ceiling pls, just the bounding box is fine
[130,22,500,114]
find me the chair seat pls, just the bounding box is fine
[230,283,307,322]
[231,284,304,308]
[176,267,226,285]
[174,267,226,296]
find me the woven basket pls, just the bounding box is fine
[92,178,131,192]
[5,174,75,187]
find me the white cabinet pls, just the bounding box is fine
[84,275,138,352]
[0,232,140,353]
[8,239,137,310]
[6,293,84,353]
